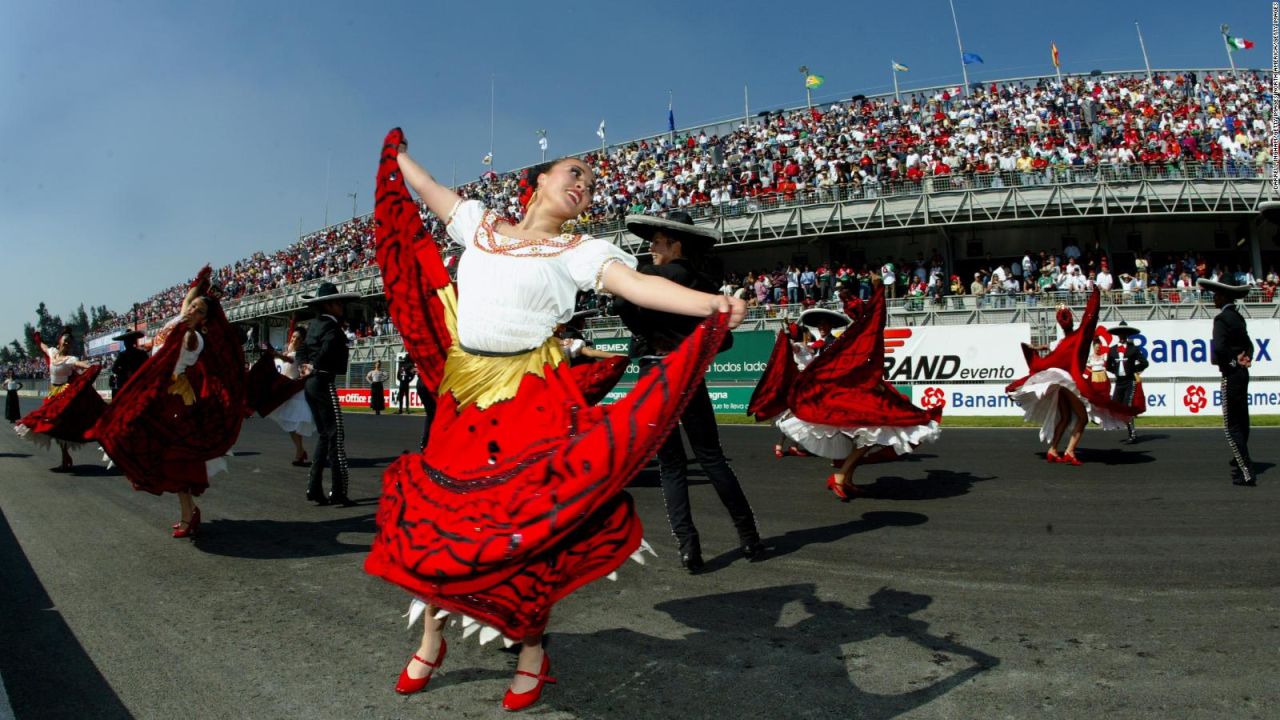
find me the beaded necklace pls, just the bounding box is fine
[475,210,585,258]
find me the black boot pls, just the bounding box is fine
[327,474,355,506]
[678,538,704,574]
[306,485,329,505]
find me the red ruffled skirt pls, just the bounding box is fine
[364,317,727,640]
[14,366,107,449]
[89,309,245,497]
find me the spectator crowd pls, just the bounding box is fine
[85,69,1273,337]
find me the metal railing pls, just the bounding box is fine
[581,161,1276,237]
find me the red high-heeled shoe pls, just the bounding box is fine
[786,446,811,457]
[773,445,785,459]
[173,507,201,538]
[1061,453,1083,466]
[395,637,447,695]
[502,652,556,711]
[825,474,857,502]
[1046,449,1062,463]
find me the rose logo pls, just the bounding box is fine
[920,387,947,410]
[1182,385,1207,413]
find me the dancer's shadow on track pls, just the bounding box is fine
[1074,447,1155,465]
[543,583,998,720]
[857,470,995,501]
[1122,433,1168,445]
[65,463,122,477]
[193,513,376,559]
[0,452,32,458]
[705,511,928,570]
[0,507,132,719]
[347,455,402,469]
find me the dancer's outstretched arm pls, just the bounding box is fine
[602,262,746,329]
[396,147,463,221]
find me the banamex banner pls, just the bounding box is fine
[1097,319,1280,379]
[914,381,1280,417]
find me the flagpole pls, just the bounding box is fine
[1220,24,1238,80]
[323,151,330,228]
[668,90,675,143]
[1135,22,1153,83]
[1054,45,1062,86]
[892,61,900,103]
[744,85,750,126]
[489,74,495,169]
[799,66,812,109]
[947,0,969,97]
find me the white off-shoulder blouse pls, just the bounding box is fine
[446,200,636,354]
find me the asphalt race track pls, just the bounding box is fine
[1,399,1277,720]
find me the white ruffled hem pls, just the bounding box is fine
[776,411,941,459]
[14,424,84,451]
[1007,368,1128,443]
[99,446,232,480]
[266,391,314,437]
[400,539,658,644]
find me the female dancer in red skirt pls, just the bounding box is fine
[89,268,245,537]
[1005,289,1139,465]
[751,285,941,500]
[245,326,314,466]
[753,316,842,458]
[364,129,743,711]
[14,328,104,471]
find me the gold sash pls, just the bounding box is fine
[435,286,565,409]
[168,374,196,406]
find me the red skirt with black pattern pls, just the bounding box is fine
[363,128,727,639]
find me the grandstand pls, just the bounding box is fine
[72,66,1275,406]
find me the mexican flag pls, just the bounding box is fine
[1226,36,1254,51]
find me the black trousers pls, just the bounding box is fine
[644,365,759,554]
[1221,370,1253,481]
[1112,377,1137,435]
[305,373,349,498]
[397,381,412,412]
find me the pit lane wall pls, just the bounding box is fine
[336,321,1280,417]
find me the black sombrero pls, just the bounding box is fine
[112,330,145,343]
[1196,278,1250,299]
[1110,320,1141,339]
[301,281,361,305]
[799,307,852,330]
[625,211,720,251]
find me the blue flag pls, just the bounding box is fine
[962,52,983,65]
[668,107,675,132]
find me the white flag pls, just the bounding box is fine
[538,136,548,151]
[596,120,606,141]
[482,152,492,165]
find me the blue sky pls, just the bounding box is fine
[0,0,1265,346]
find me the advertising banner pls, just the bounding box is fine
[881,324,1030,383]
[1081,319,1280,379]
[591,324,1033,386]
[911,380,1280,418]
[337,387,426,409]
[85,332,125,358]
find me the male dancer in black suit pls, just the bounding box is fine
[616,212,762,573]
[298,282,360,505]
[109,330,148,395]
[1197,279,1256,486]
[396,360,415,414]
[1104,321,1149,443]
